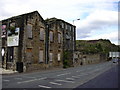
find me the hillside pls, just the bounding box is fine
[76,39,120,54]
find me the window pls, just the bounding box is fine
[49,53,53,61]
[65,24,68,29]
[61,23,64,28]
[58,53,60,61]
[72,27,75,32]
[67,25,70,30]
[49,31,53,42]
[26,48,32,63]
[7,47,14,62]
[58,33,61,43]
[39,50,43,63]
[40,28,44,40]
[69,26,71,31]
[27,24,32,38]
[1,25,7,38]
[26,48,32,52]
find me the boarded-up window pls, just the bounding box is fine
[61,23,64,28]
[39,50,43,63]
[49,53,53,61]
[69,26,71,31]
[58,53,60,61]
[50,31,53,42]
[58,33,61,43]
[26,48,32,63]
[40,28,44,40]
[27,24,32,38]
[26,48,32,52]
[65,24,68,29]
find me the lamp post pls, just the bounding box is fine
[73,18,80,25]
[72,18,80,66]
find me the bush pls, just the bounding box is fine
[63,51,70,68]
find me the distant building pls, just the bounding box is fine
[109,52,120,58]
[1,11,76,72]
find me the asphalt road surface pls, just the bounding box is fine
[2,61,118,89]
[75,63,119,88]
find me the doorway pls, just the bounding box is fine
[7,47,14,62]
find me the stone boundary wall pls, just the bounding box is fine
[74,53,108,67]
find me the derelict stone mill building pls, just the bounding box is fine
[1,11,76,72]
[45,18,76,67]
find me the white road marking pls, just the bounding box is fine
[3,80,10,82]
[56,80,74,83]
[17,77,47,84]
[49,82,62,85]
[72,76,80,78]
[23,76,36,79]
[81,73,89,76]
[14,78,22,80]
[66,78,75,80]
[96,69,101,71]
[76,70,84,72]
[57,72,71,76]
[38,85,51,88]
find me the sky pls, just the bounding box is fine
[0,0,119,45]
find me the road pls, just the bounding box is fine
[2,61,118,89]
[75,63,119,88]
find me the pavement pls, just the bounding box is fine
[0,68,18,75]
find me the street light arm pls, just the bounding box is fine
[73,18,80,25]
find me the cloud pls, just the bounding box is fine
[81,31,119,45]
[84,31,118,40]
[0,0,119,20]
[0,0,119,45]
[76,10,118,39]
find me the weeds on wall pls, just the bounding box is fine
[63,51,71,68]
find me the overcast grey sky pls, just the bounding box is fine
[0,0,119,45]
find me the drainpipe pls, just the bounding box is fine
[72,27,75,66]
[45,24,49,64]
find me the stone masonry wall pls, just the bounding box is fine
[74,53,108,67]
[22,11,46,71]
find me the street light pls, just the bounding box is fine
[73,18,80,25]
[72,18,80,66]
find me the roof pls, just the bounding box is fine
[1,11,45,23]
[45,17,75,26]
